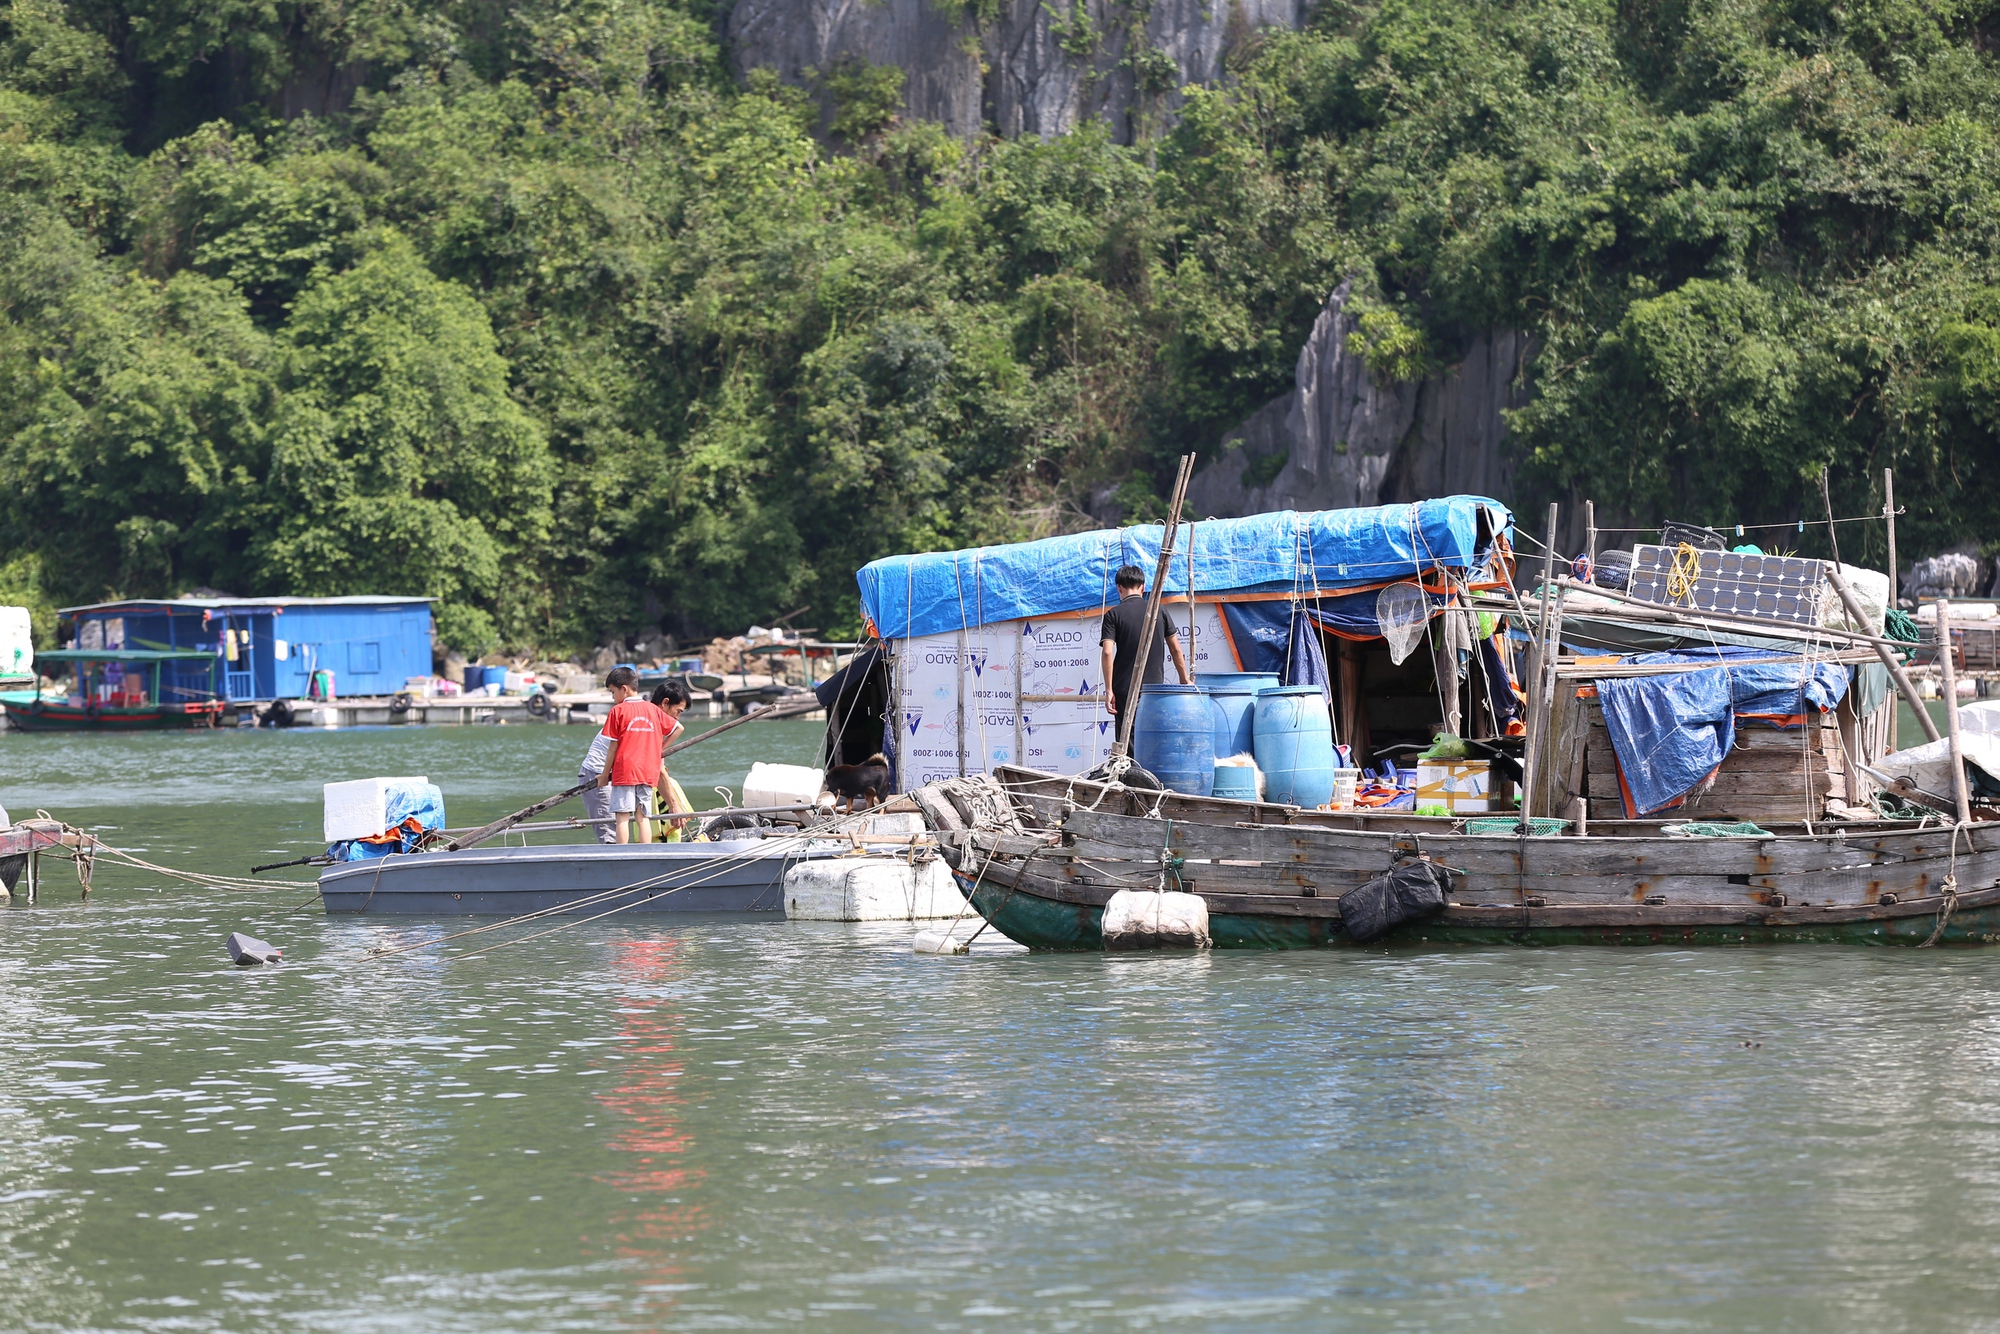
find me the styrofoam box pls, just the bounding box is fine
[743,762,824,809]
[324,776,430,842]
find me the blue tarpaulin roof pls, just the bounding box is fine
[857,498,1512,640]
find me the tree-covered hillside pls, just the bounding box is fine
[5,0,2000,649]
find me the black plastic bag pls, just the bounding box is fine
[1339,860,1450,944]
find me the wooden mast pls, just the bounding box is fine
[1517,503,1560,829]
[1884,467,1900,752]
[1938,597,1974,824]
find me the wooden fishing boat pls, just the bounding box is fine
[0,649,224,731]
[924,767,2000,947]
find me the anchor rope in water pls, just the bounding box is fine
[26,814,318,893]
[360,817,846,963]
[441,820,848,960]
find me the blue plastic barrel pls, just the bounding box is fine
[1196,672,1280,758]
[461,665,488,691]
[1134,684,1216,796]
[1211,763,1259,801]
[1253,685,1337,808]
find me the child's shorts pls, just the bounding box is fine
[608,784,655,815]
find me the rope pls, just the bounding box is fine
[26,815,319,892]
[1158,818,1185,893]
[1664,542,1702,606]
[362,819,842,963]
[1919,822,1968,947]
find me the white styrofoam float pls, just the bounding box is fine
[783,856,961,921]
[743,762,825,810]
[322,776,431,842]
[1101,888,1211,949]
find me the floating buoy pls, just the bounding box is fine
[226,932,282,966]
[1101,890,1211,950]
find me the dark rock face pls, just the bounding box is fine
[726,0,1307,142]
[1188,280,1531,520]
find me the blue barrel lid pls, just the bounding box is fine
[1138,682,1205,695]
[1257,684,1325,697]
[1196,675,1275,694]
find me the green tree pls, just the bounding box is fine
[254,238,552,647]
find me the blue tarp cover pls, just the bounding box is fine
[1595,649,1853,815]
[858,498,1512,640]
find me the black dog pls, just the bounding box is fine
[823,754,893,812]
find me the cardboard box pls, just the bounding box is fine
[1416,760,1490,812]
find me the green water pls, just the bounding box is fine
[6,723,2000,1331]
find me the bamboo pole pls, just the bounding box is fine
[1517,503,1560,827]
[1111,453,1197,761]
[1938,598,1974,824]
[1825,564,1937,745]
[443,694,825,851]
[1884,468,1899,606]
[1884,467,1900,752]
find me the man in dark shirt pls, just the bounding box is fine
[1100,564,1193,716]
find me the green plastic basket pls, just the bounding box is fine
[1462,816,1569,837]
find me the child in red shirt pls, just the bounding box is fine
[597,668,669,843]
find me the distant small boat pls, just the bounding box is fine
[0,648,225,731]
[319,834,842,915]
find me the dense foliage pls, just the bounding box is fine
[4,0,2000,648]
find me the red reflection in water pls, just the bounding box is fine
[593,936,706,1311]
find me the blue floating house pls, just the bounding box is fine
[57,596,435,705]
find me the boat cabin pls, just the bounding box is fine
[55,596,434,705]
[849,501,1904,830]
[1,648,224,730]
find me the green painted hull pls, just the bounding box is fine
[0,696,222,732]
[952,871,2000,949]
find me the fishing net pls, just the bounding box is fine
[1462,816,1568,836]
[1377,582,1429,665]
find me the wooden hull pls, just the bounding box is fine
[952,864,2000,948]
[1,700,222,731]
[929,766,2000,949]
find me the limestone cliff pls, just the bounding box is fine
[1187,280,1530,520]
[725,0,1307,142]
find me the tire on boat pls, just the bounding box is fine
[264,699,296,728]
[525,691,551,719]
[390,691,414,715]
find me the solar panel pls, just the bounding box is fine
[1626,544,1826,626]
